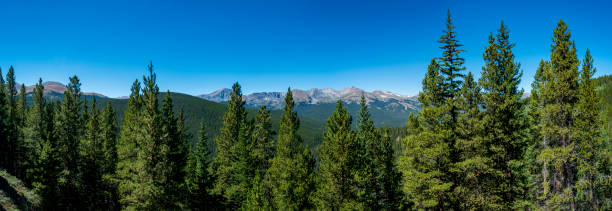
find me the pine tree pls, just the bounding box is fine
[379,127,403,210]
[79,97,106,210]
[4,66,18,173]
[477,21,529,209]
[15,84,27,178]
[116,79,144,208]
[400,59,453,209]
[161,91,187,208]
[210,82,249,208]
[251,105,275,177]
[354,94,401,209]
[527,60,549,208]
[23,79,58,210]
[266,88,316,210]
[454,72,496,209]
[574,49,608,209]
[22,79,46,183]
[0,68,8,173]
[186,121,216,209]
[316,100,362,210]
[245,105,275,208]
[438,10,466,124]
[116,62,166,209]
[535,20,580,210]
[100,102,119,209]
[355,94,379,208]
[55,75,84,209]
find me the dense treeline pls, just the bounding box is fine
[0,11,610,210]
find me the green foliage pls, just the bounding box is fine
[0,68,9,176]
[354,94,403,209]
[210,82,251,208]
[315,100,361,209]
[266,88,316,210]
[115,62,185,209]
[473,22,529,209]
[186,121,219,209]
[533,20,581,210]
[400,45,454,210]
[55,75,84,209]
[574,49,611,209]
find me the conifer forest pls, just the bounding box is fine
[0,11,611,210]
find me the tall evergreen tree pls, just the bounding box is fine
[22,79,47,184]
[79,97,107,210]
[251,105,275,177]
[55,75,84,209]
[477,21,529,208]
[244,105,275,208]
[116,62,167,209]
[23,79,58,210]
[535,20,580,210]
[266,88,316,210]
[100,102,119,209]
[161,91,188,208]
[574,49,609,209]
[116,79,144,208]
[4,66,18,173]
[186,121,216,210]
[355,94,380,208]
[400,58,454,209]
[316,100,361,209]
[355,94,402,209]
[438,10,466,124]
[210,82,249,208]
[379,127,403,210]
[0,68,9,173]
[454,72,495,209]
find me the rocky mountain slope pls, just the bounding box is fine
[199,87,420,127]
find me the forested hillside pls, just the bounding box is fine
[0,11,610,210]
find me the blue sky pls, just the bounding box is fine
[0,0,610,97]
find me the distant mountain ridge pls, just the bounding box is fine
[198,86,419,110]
[19,81,106,98]
[198,87,420,127]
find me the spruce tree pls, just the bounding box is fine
[22,79,45,181]
[55,75,84,209]
[454,72,495,209]
[379,127,403,209]
[116,79,144,208]
[400,59,453,209]
[186,121,216,209]
[316,100,361,210]
[210,82,249,208]
[535,20,580,210]
[355,94,379,208]
[4,66,18,173]
[438,10,466,124]
[79,97,106,210]
[116,62,167,209]
[574,49,608,209]
[251,105,275,177]
[245,105,275,208]
[477,21,529,208]
[100,102,119,208]
[0,68,8,173]
[266,88,316,210]
[355,94,402,209]
[161,91,187,208]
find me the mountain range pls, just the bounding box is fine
[198,87,420,127]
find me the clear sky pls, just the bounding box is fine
[0,0,610,97]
